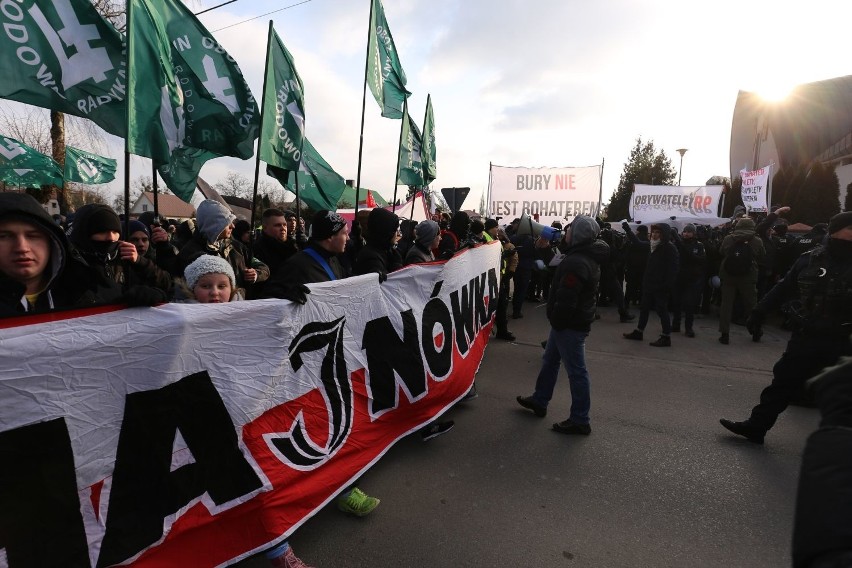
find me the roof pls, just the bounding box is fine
[136,192,195,218]
[730,75,852,176]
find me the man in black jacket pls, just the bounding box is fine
[720,211,852,444]
[623,222,679,347]
[516,215,608,435]
[0,192,72,315]
[671,223,706,337]
[252,208,298,297]
[353,208,402,279]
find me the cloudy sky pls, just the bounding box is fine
[12,0,852,211]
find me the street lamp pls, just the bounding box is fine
[676,148,688,186]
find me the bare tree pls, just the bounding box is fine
[214,172,253,199]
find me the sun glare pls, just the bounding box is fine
[753,81,795,102]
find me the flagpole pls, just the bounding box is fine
[486,162,493,219]
[122,0,134,291]
[391,100,407,213]
[410,188,418,220]
[354,0,375,217]
[151,161,159,219]
[249,20,275,263]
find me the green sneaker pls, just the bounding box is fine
[337,487,380,517]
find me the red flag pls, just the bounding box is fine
[365,190,377,208]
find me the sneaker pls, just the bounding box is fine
[649,335,671,347]
[719,418,765,444]
[461,385,479,401]
[496,331,516,341]
[623,330,643,340]
[552,419,591,435]
[420,420,455,441]
[269,547,315,568]
[719,333,729,345]
[619,312,636,323]
[516,395,547,417]
[685,329,696,338]
[337,487,380,517]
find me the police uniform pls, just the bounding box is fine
[720,212,852,443]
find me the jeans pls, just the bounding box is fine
[532,328,591,424]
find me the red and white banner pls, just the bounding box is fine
[629,184,724,223]
[739,165,771,213]
[488,164,602,227]
[0,243,501,567]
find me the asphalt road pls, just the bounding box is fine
[238,302,815,568]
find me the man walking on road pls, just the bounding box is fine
[720,211,852,444]
[516,216,608,435]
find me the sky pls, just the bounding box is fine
[7,0,852,213]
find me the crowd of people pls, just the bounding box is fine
[2,190,852,567]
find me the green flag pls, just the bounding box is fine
[127,0,184,163]
[260,26,305,173]
[64,147,117,184]
[422,95,436,184]
[396,104,424,186]
[127,0,260,200]
[0,0,127,137]
[0,136,63,187]
[267,138,347,211]
[367,0,411,119]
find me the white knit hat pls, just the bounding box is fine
[184,255,236,289]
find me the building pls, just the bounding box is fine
[730,75,852,207]
[130,192,195,221]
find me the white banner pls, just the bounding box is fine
[629,184,724,223]
[739,165,771,213]
[488,164,601,226]
[0,243,501,568]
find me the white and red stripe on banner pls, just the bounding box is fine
[0,243,502,567]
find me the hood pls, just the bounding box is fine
[731,217,756,239]
[0,192,68,286]
[568,215,600,248]
[651,222,672,243]
[449,211,470,240]
[196,199,236,244]
[586,239,611,264]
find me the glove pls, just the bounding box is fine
[281,284,311,305]
[621,221,630,231]
[746,308,765,335]
[502,248,517,259]
[122,285,167,307]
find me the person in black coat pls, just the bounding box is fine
[623,222,679,347]
[671,223,706,337]
[252,208,298,297]
[353,208,402,280]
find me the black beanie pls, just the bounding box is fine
[828,212,852,235]
[69,204,121,247]
[365,208,400,247]
[484,218,498,231]
[310,210,347,241]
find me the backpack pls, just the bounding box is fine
[724,238,753,276]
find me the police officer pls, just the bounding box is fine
[719,211,852,444]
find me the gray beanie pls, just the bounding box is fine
[415,220,440,248]
[683,223,696,233]
[184,255,236,289]
[196,200,236,243]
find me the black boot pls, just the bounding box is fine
[719,418,765,444]
[649,335,671,347]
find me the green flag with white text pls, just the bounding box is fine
[260,26,305,173]
[0,136,63,187]
[422,95,436,184]
[396,103,424,186]
[367,0,410,119]
[267,138,346,212]
[129,0,260,201]
[127,0,184,163]
[0,0,127,137]
[64,146,117,184]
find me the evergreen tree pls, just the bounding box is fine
[605,137,676,221]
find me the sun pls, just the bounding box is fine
[752,79,796,102]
